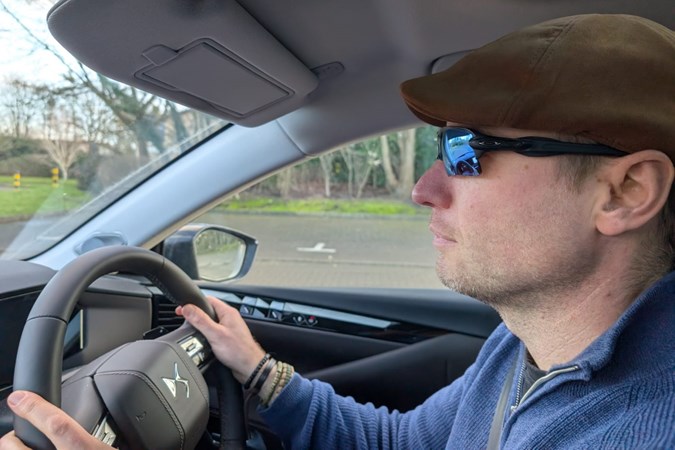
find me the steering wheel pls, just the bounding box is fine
[12,246,245,450]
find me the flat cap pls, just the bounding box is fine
[400,14,675,156]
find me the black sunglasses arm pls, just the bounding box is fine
[471,135,628,157]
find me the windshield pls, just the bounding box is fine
[0,0,225,260]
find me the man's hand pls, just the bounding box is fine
[0,391,110,450]
[177,295,266,384]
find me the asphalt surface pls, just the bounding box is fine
[0,212,447,289]
[199,212,445,288]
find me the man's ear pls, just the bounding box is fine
[595,150,674,236]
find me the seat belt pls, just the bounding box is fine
[486,359,518,450]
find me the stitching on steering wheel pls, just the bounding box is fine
[145,273,180,304]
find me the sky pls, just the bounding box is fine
[0,0,78,85]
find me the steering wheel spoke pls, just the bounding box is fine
[61,371,110,442]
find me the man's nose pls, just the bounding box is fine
[412,160,453,209]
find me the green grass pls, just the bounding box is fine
[0,176,89,218]
[217,197,426,216]
[0,177,424,219]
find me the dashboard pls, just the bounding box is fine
[0,259,462,397]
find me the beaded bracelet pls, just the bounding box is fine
[259,361,286,405]
[276,364,294,397]
[243,353,271,390]
[261,362,295,407]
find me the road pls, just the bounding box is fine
[198,212,444,288]
[0,212,446,289]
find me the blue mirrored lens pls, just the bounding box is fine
[440,128,481,176]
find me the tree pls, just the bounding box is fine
[41,101,86,181]
[380,129,416,199]
[318,153,336,197]
[0,135,44,165]
[43,138,83,181]
[339,142,381,199]
[276,166,294,199]
[1,79,40,138]
[0,0,183,159]
[397,129,416,197]
[414,125,438,179]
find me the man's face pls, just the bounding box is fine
[412,126,600,307]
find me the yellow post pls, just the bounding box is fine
[52,167,59,187]
[13,172,20,189]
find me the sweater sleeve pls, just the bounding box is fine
[257,324,514,449]
[258,369,471,450]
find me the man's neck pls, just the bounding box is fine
[497,274,643,371]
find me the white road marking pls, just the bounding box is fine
[297,242,336,253]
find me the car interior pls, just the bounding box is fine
[0,0,672,449]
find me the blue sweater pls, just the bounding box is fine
[260,273,675,449]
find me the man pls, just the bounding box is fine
[2,13,674,449]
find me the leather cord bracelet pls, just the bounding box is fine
[243,353,271,390]
[249,358,276,395]
[242,357,274,440]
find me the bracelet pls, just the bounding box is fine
[243,353,271,390]
[250,358,276,395]
[262,362,284,405]
[261,362,295,407]
[276,364,294,396]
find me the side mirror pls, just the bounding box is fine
[162,224,258,282]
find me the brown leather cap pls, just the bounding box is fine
[400,14,675,156]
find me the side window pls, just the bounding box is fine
[196,126,444,289]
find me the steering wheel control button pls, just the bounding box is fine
[92,415,118,446]
[179,335,209,367]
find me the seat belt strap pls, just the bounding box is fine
[486,359,518,450]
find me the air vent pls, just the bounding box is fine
[152,293,184,331]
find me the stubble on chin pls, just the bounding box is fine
[436,247,597,312]
[437,260,495,303]
[436,257,484,298]
[435,254,532,309]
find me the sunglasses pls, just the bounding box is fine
[437,127,628,176]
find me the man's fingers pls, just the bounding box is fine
[0,431,31,450]
[7,391,95,450]
[177,297,235,323]
[206,295,238,319]
[180,303,224,343]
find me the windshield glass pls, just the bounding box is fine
[0,0,225,260]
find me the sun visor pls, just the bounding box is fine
[47,0,319,127]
